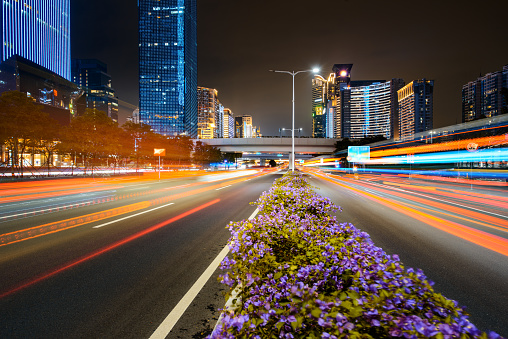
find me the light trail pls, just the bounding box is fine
[305,169,508,257]
[0,201,152,247]
[0,199,220,299]
[0,169,268,247]
[327,174,508,229]
[0,185,125,204]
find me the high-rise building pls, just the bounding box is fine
[138,0,197,137]
[197,86,222,139]
[312,75,327,138]
[71,59,119,122]
[317,64,404,140]
[0,56,77,125]
[462,65,508,122]
[348,81,396,139]
[330,64,353,138]
[0,0,71,80]
[398,79,434,140]
[223,108,234,138]
[235,115,253,138]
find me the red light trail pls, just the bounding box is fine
[0,199,220,299]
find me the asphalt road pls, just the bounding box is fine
[1,169,507,338]
[0,170,281,338]
[305,169,508,337]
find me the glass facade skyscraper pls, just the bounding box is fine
[462,65,508,122]
[0,0,71,80]
[138,0,197,137]
[71,59,119,122]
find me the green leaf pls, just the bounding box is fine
[311,308,322,318]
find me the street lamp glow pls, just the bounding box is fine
[270,67,320,172]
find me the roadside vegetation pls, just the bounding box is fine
[211,172,502,338]
[0,91,222,176]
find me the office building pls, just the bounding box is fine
[398,79,434,140]
[312,75,327,138]
[127,108,140,124]
[138,0,197,137]
[0,55,78,125]
[235,115,253,138]
[330,64,353,138]
[197,86,222,139]
[0,0,71,80]
[71,59,119,122]
[347,80,404,140]
[223,108,234,138]
[462,65,508,122]
[318,64,404,140]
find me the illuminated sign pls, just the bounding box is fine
[348,146,370,162]
[154,148,166,156]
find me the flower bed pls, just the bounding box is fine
[210,172,503,339]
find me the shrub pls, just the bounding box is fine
[210,172,503,339]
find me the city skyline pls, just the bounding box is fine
[71,0,508,136]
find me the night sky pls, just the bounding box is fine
[71,0,508,136]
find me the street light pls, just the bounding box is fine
[270,68,319,171]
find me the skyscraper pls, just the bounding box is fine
[462,65,508,122]
[197,86,221,139]
[398,79,434,140]
[71,59,119,122]
[312,75,327,138]
[223,108,234,138]
[138,0,197,137]
[0,0,71,80]
[235,115,253,138]
[348,80,403,140]
[318,64,404,140]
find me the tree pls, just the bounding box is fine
[168,135,194,166]
[34,114,61,176]
[193,141,222,167]
[0,91,54,177]
[60,108,118,175]
[122,121,153,170]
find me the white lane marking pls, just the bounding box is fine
[125,186,150,191]
[163,184,191,190]
[92,202,175,229]
[215,185,232,191]
[248,207,259,220]
[150,207,260,339]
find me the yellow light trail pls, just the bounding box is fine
[305,169,508,257]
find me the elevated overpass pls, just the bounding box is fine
[196,138,339,162]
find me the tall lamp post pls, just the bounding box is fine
[270,68,319,171]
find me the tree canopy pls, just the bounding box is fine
[0,90,227,172]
